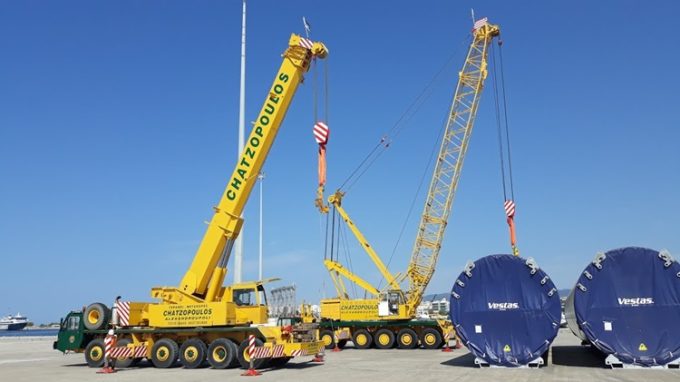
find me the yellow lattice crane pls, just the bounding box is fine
[314,19,501,350]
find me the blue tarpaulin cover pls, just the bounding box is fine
[573,247,680,366]
[450,254,561,366]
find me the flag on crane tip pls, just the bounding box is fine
[313,121,329,145]
[473,17,488,30]
[303,17,311,35]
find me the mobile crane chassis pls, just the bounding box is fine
[54,33,328,370]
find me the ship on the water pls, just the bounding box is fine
[0,313,29,331]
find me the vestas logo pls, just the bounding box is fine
[617,297,654,306]
[487,302,519,310]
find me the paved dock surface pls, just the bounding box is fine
[1,329,677,381]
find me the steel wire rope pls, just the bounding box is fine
[338,219,358,298]
[324,34,473,300]
[491,43,508,201]
[330,206,337,262]
[323,211,329,260]
[340,74,445,193]
[376,106,451,291]
[498,42,515,200]
[337,35,472,192]
[341,52,459,194]
[324,58,329,124]
[312,58,318,124]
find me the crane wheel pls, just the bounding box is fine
[207,338,236,369]
[114,339,141,368]
[84,338,106,368]
[151,338,179,368]
[83,303,110,330]
[374,329,396,349]
[237,337,267,369]
[351,329,373,349]
[420,328,443,349]
[320,330,336,350]
[396,328,418,349]
[180,338,207,369]
[226,340,240,368]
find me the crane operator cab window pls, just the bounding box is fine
[60,314,80,331]
[233,285,268,306]
[378,291,404,316]
[67,315,80,331]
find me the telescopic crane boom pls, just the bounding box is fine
[162,34,328,305]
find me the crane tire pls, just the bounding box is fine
[421,328,443,349]
[83,303,110,330]
[226,339,241,368]
[151,338,179,368]
[352,329,373,349]
[113,338,138,368]
[396,328,419,349]
[84,338,106,368]
[237,337,267,369]
[207,338,235,369]
[374,329,396,349]
[180,338,207,369]
[320,330,336,349]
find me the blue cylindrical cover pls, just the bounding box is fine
[573,247,680,366]
[450,254,561,367]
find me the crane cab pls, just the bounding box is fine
[54,311,86,353]
[378,290,407,317]
[221,278,280,325]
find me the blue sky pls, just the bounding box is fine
[1,1,678,324]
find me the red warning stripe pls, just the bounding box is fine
[504,200,516,217]
[104,333,116,358]
[313,121,329,145]
[247,335,256,358]
[272,345,285,358]
[250,344,286,359]
[299,37,314,49]
[110,346,131,359]
[133,346,147,358]
[116,300,130,327]
[110,345,147,359]
[291,349,308,357]
[252,346,272,359]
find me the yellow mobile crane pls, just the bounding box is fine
[54,33,327,370]
[314,20,500,350]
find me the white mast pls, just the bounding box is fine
[234,0,246,284]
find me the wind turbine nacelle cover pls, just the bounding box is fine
[450,254,561,367]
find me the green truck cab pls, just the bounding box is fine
[54,311,87,352]
[54,311,111,368]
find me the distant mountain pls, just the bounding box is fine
[422,293,449,302]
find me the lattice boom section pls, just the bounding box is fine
[407,23,499,310]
